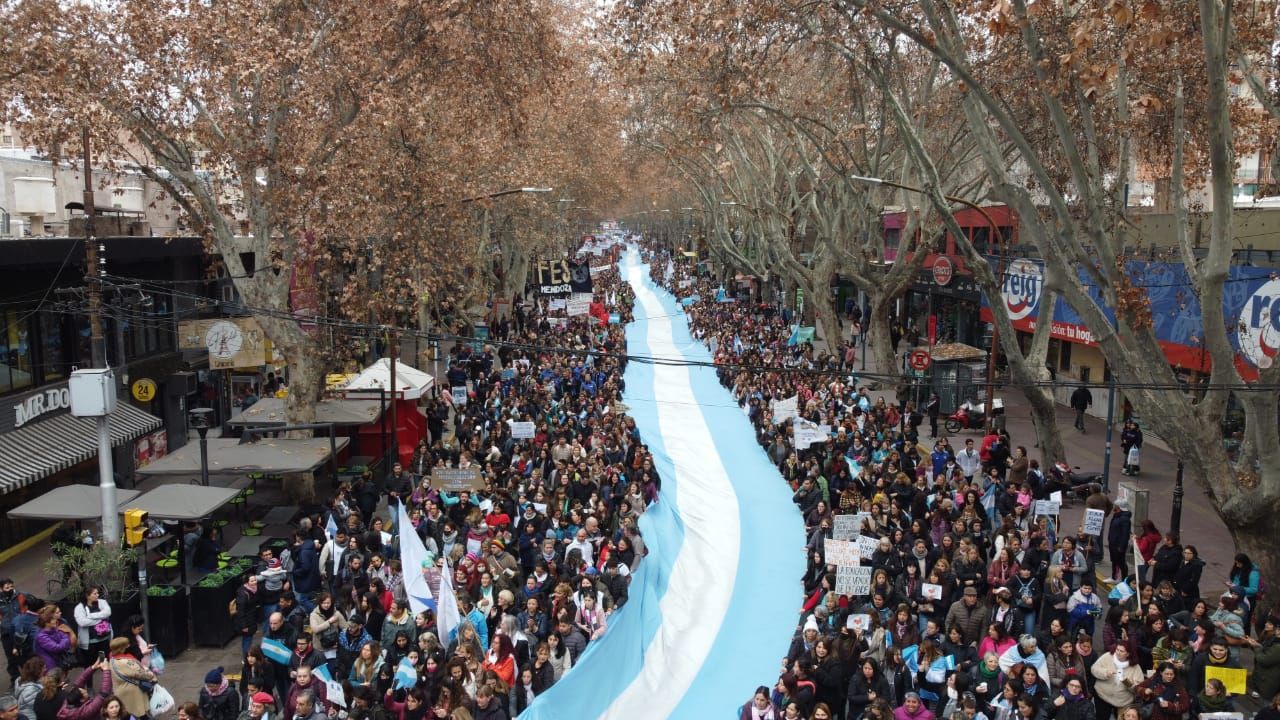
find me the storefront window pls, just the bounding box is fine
[39,312,68,381]
[0,310,34,393]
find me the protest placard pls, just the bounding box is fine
[793,420,830,450]
[832,515,859,541]
[1034,500,1061,517]
[431,466,484,492]
[509,421,535,440]
[771,396,799,425]
[566,297,591,317]
[548,298,566,311]
[846,614,872,632]
[451,386,467,406]
[1083,508,1106,536]
[922,583,943,600]
[836,566,873,596]
[824,539,859,567]
[858,535,880,560]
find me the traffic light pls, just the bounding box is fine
[123,508,149,546]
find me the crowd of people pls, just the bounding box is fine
[0,241,652,720]
[639,244,1279,720]
[1,238,1278,720]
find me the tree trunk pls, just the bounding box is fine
[866,291,901,386]
[807,282,842,356]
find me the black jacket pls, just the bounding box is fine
[199,686,241,720]
[847,671,891,718]
[1107,511,1132,551]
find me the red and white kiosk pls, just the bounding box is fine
[342,358,434,466]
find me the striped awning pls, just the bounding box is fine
[0,404,163,495]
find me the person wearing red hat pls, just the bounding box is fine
[237,692,275,720]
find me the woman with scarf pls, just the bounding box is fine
[1047,675,1093,720]
[1135,662,1190,720]
[1089,643,1143,720]
[740,686,779,720]
[1194,678,1236,716]
[197,667,240,720]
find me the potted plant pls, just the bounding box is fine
[190,558,254,647]
[43,541,140,636]
[145,584,189,658]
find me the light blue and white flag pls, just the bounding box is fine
[844,455,862,477]
[925,654,957,683]
[437,551,462,644]
[313,665,345,708]
[397,502,436,615]
[393,657,417,690]
[902,644,920,673]
[1109,580,1134,602]
[260,636,292,665]
[324,513,338,540]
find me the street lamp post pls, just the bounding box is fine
[189,408,213,487]
[851,175,1005,429]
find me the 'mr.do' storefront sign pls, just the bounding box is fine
[4,382,71,433]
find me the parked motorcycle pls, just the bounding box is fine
[1042,461,1105,503]
[944,399,1000,433]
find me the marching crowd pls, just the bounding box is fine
[640,245,1280,720]
[0,244,651,720]
[1,238,1277,720]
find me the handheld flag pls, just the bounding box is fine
[324,514,338,540]
[1109,580,1134,602]
[925,655,957,684]
[313,665,345,708]
[397,502,437,615]
[844,455,862,477]
[260,637,292,665]
[787,325,800,347]
[902,644,920,674]
[437,551,462,644]
[393,657,417,690]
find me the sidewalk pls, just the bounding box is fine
[815,320,1239,588]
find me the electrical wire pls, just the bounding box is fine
[0,239,80,335]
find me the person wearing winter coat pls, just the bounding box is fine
[1106,502,1132,582]
[848,658,892,720]
[291,539,322,599]
[893,692,936,720]
[32,608,73,674]
[199,667,241,720]
[1135,663,1191,720]
[1046,676,1094,720]
[71,588,111,667]
[1119,422,1143,476]
[54,660,112,720]
[999,636,1049,680]
[106,638,155,720]
[1174,547,1204,606]
[1250,619,1280,700]
[235,576,261,657]
[1089,644,1144,718]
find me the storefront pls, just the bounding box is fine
[0,381,162,547]
[904,256,984,347]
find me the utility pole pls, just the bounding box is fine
[388,327,398,471]
[83,129,120,545]
[1171,461,1185,537]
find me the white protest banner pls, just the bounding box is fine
[824,539,859,567]
[678,279,693,288]
[590,265,610,275]
[836,566,873,596]
[1050,491,1064,504]
[922,583,943,600]
[846,613,872,632]
[771,395,799,425]
[509,421,535,440]
[832,515,860,541]
[566,297,591,317]
[548,298,567,311]
[858,535,880,560]
[1084,508,1106,536]
[793,420,830,450]
[1034,500,1061,517]
[451,386,468,406]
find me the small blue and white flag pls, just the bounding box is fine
[437,552,463,644]
[313,665,345,708]
[1109,580,1134,602]
[397,501,437,615]
[787,325,800,347]
[393,657,417,690]
[844,456,862,477]
[260,636,292,665]
[902,644,919,673]
[324,513,338,540]
[925,655,957,683]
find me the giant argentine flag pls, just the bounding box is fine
[521,246,803,719]
[396,501,435,614]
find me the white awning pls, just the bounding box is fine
[342,358,434,400]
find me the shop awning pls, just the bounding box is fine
[0,404,162,495]
[7,484,142,521]
[342,358,435,400]
[133,436,350,477]
[227,397,382,427]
